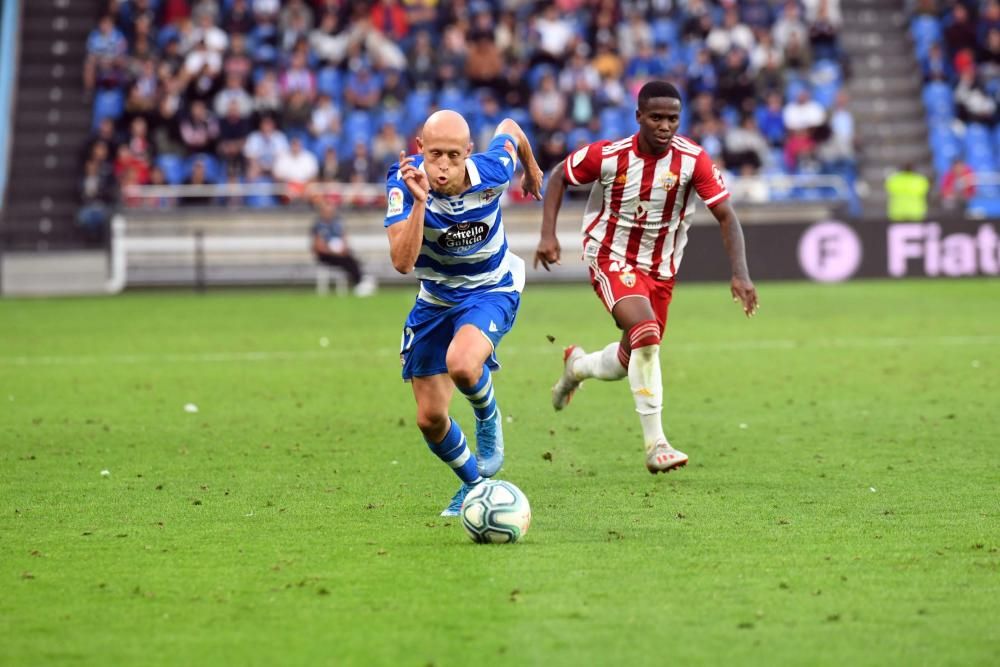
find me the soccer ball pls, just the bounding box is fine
[460,480,531,544]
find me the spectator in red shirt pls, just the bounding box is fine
[941,158,976,209]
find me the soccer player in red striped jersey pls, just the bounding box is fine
[533,80,759,474]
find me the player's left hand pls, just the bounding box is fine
[731,276,758,318]
[522,162,544,200]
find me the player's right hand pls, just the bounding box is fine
[534,234,561,271]
[399,151,429,203]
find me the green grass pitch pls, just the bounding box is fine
[1,279,998,666]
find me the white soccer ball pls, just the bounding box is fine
[461,479,531,544]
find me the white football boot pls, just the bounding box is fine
[645,440,688,474]
[551,345,585,411]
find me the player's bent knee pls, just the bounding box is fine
[445,353,483,389]
[415,407,449,437]
[627,320,661,350]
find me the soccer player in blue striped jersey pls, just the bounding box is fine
[385,110,543,516]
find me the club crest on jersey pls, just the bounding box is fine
[480,187,497,204]
[438,221,489,255]
[662,171,678,190]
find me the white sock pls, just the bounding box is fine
[628,344,666,452]
[573,342,628,381]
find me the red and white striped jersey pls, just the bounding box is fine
[563,134,730,280]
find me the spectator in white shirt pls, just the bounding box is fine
[274,136,319,199]
[783,89,826,132]
[213,72,253,119]
[243,115,289,174]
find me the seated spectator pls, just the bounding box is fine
[85,15,127,94]
[772,0,809,54]
[125,116,155,165]
[280,51,317,101]
[311,196,375,296]
[273,136,319,200]
[818,90,856,169]
[223,0,255,35]
[114,144,150,185]
[217,100,252,169]
[380,68,408,111]
[717,49,757,112]
[530,71,567,133]
[252,70,283,118]
[309,94,342,137]
[686,48,719,96]
[941,158,977,209]
[955,70,998,126]
[784,128,817,171]
[124,58,160,120]
[181,158,216,207]
[82,118,120,166]
[283,90,314,135]
[78,158,117,243]
[707,6,756,57]
[724,114,771,172]
[318,146,341,183]
[370,0,408,42]
[243,115,289,174]
[466,29,504,96]
[372,121,406,173]
[343,59,382,110]
[214,72,253,120]
[783,88,826,133]
[142,165,176,210]
[922,43,953,83]
[222,33,253,82]
[977,28,1000,82]
[944,3,977,59]
[338,140,378,183]
[193,11,228,54]
[179,99,220,154]
[183,37,223,80]
[807,0,842,62]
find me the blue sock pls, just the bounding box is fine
[458,365,497,421]
[426,418,481,485]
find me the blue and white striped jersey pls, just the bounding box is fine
[383,134,525,305]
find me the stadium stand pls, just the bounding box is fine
[68,0,856,219]
[910,0,1000,218]
[27,1,999,254]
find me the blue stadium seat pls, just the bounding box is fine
[967,195,1000,218]
[92,89,124,129]
[344,111,373,144]
[910,15,942,60]
[156,154,185,185]
[651,18,678,46]
[598,107,627,140]
[922,82,954,120]
[437,88,468,115]
[186,154,221,183]
[567,127,592,149]
[316,67,342,100]
[309,133,340,161]
[404,89,434,132]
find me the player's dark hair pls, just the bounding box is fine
[637,81,682,109]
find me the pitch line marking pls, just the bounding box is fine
[1,335,997,367]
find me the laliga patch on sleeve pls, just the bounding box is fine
[387,187,404,216]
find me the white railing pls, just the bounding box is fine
[121,173,853,207]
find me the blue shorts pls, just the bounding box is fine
[399,291,520,380]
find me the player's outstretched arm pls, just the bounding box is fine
[533,161,567,271]
[387,151,429,274]
[494,118,543,200]
[710,200,759,317]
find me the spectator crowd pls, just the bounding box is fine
[79,0,855,222]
